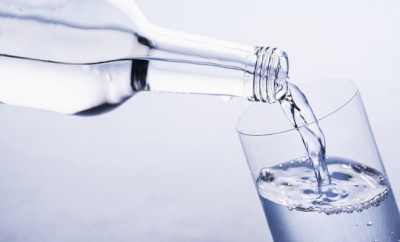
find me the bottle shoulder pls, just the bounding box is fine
[0,0,148,63]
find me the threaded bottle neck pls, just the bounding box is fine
[244,47,289,103]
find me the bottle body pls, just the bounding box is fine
[0,0,289,115]
[0,56,134,115]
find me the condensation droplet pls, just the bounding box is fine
[367,221,373,226]
[105,73,112,82]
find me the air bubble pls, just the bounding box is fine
[257,157,389,214]
[341,163,351,169]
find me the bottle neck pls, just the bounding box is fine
[245,47,289,103]
[130,21,289,103]
[132,44,289,103]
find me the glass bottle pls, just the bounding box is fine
[0,0,289,115]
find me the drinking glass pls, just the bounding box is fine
[237,79,400,242]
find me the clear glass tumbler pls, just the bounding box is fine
[237,79,400,242]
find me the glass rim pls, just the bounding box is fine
[236,78,359,136]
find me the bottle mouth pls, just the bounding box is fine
[246,47,289,104]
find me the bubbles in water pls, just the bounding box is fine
[257,156,389,215]
[367,221,373,226]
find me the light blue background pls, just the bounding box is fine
[0,0,399,241]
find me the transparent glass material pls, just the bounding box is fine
[237,79,400,242]
[0,0,288,115]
